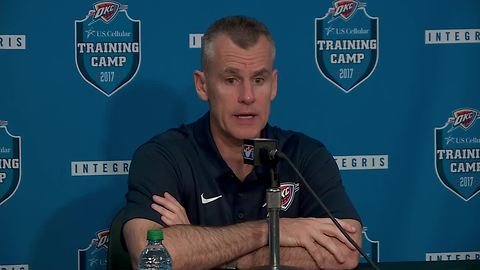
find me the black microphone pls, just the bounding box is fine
[242,138,279,166]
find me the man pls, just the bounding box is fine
[123,15,362,269]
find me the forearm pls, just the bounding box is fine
[308,245,360,270]
[163,220,268,270]
[237,218,362,270]
[238,245,359,270]
[238,246,318,269]
[123,218,164,269]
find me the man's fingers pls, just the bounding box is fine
[152,194,163,204]
[164,192,179,203]
[321,222,356,250]
[304,240,326,269]
[337,219,357,233]
[164,193,187,212]
[335,221,357,250]
[161,215,174,226]
[311,234,345,264]
[152,194,190,225]
[152,204,174,225]
[153,194,184,214]
[151,204,171,219]
[152,203,188,225]
[320,218,357,234]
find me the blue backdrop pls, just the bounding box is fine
[1,1,479,269]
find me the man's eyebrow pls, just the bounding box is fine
[252,68,271,77]
[223,67,240,74]
[221,67,272,76]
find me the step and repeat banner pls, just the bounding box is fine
[1,0,479,269]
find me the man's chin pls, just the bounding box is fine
[232,130,262,141]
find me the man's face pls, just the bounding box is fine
[195,34,278,143]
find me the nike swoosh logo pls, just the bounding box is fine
[201,193,223,204]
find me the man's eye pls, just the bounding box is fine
[225,78,238,84]
[254,77,265,84]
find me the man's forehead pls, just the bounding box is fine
[205,34,275,73]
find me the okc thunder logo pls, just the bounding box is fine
[78,229,110,270]
[94,229,109,249]
[447,109,479,132]
[88,2,124,25]
[328,0,366,21]
[315,0,379,93]
[280,182,300,211]
[75,2,141,96]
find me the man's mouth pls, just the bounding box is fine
[234,113,256,119]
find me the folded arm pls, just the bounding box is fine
[147,193,361,270]
[123,217,268,270]
[235,218,361,270]
[237,246,319,269]
[124,194,269,269]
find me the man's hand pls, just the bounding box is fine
[279,218,360,268]
[151,192,190,225]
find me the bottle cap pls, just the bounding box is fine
[147,229,164,241]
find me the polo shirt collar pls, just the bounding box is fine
[193,112,231,177]
[193,111,273,180]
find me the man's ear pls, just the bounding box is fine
[194,70,208,101]
[270,69,278,101]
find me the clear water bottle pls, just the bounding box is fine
[138,229,172,270]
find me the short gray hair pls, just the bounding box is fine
[201,15,275,70]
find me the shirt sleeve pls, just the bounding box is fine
[299,142,361,222]
[122,140,183,227]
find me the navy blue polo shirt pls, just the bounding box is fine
[123,112,360,227]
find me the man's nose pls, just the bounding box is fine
[238,81,256,104]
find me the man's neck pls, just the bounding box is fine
[210,128,253,182]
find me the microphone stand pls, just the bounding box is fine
[250,161,300,270]
[267,167,281,268]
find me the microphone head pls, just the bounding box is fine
[242,138,278,166]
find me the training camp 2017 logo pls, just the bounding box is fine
[78,229,109,270]
[75,2,141,97]
[315,0,379,93]
[434,108,480,201]
[0,120,21,206]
